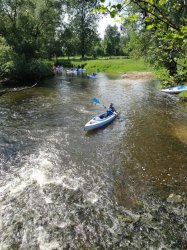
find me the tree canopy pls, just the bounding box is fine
[103,25,121,56]
[0,0,63,80]
[96,0,187,84]
[0,0,186,84]
[64,0,100,58]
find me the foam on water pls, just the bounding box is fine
[36,226,61,250]
[31,158,53,186]
[86,191,100,204]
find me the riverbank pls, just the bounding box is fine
[179,90,187,102]
[57,57,154,76]
[122,71,154,80]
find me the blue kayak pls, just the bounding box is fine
[84,112,117,131]
[87,74,97,79]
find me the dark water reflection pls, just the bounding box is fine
[0,72,186,248]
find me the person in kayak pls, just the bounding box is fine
[100,103,117,118]
[106,103,117,115]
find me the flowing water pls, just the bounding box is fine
[0,73,187,249]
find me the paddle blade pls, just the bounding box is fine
[91,97,101,104]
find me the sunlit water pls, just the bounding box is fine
[0,72,186,249]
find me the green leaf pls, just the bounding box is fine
[181,25,187,33]
[116,4,122,10]
[129,13,139,21]
[110,10,117,18]
[146,24,155,30]
[159,0,167,5]
[99,6,108,13]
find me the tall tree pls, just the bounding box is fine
[103,25,121,56]
[0,0,64,79]
[66,0,100,58]
[0,0,63,60]
[61,26,77,59]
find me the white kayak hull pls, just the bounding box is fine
[84,112,117,131]
[161,85,187,94]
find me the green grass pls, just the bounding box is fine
[179,90,187,100]
[76,58,153,75]
[56,57,153,76]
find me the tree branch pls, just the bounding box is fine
[0,83,37,97]
[131,0,181,31]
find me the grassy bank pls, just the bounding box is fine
[179,90,187,101]
[57,57,154,76]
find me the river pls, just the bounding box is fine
[0,72,187,249]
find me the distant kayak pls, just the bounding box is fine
[66,70,77,74]
[84,112,117,131]
[87,73,97,79]
[66,68,86,74]
[161,85,187,94]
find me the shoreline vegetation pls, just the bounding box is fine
[61,58,187,102]
[0,57,186,101]
[67,58,154,76]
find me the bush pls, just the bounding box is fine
[13,55,53,81]
[0,36,15,78]
[155,68,175,87]
[55,60,72,67]
[30,59,53,79]
[179,90,187,101]
[0,36,54,82]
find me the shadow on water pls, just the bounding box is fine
[0,72,187,249]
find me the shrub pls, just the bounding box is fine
[0,36,15,78]
[179,90,187,101]
[13,55,53,81]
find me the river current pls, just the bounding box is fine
[0,72,187,249]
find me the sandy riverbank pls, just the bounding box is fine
[122,71,154,80]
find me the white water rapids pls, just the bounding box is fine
[0,73,186,249]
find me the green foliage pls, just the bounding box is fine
[0,35,53,80]
[0,36,15,77]
[65,0,100,59]
[29,59,53,79]
[103,25,121,56]
[1,0,61,59]
[90,40,105,58]
[55,60,72,68]
[155,68,175,86]
[5,53,52,81]
[96,0,187,85]
[71,58,152,75]
[179,90,187,100]
[0,0,62,81]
